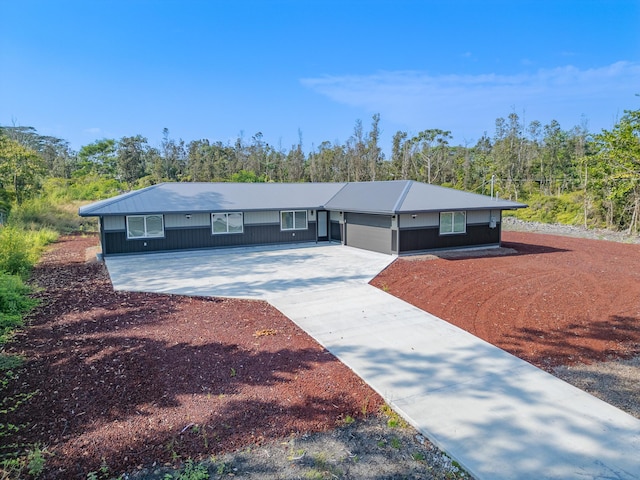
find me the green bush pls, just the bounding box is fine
[0,225,58,276]
[43,175,124,202]
[0,227,33,277]
[0,273,36,344]
[514,192,585,226]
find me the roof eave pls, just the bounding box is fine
[79,205,330,217]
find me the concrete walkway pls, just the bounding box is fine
[270,285,640,480]
[106,244,640,480]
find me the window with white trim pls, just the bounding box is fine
[211,212,244,234]
[439,211,466,235]
[280,210,308,230]
[126,215,164,239]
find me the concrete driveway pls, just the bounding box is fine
[105,242,394,299]
[104,243,640,480]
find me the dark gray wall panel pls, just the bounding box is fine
[399,224,501,253]
[346,213,392,228]
[103,223,317,255]
[330,221,342,241]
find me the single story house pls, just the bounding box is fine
[78,180,526,256]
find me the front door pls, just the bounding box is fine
[317,210,328,241]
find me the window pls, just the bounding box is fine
[126,215,164,239]
[439,211,466,235]
[280,210,308,230]
[212,212,243,234]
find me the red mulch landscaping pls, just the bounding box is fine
[3,235,382,479]
[372,231,640,370]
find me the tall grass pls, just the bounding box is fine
[0,273,37,345]
[0,225,58,277]
[0,201,63,478]
[7,198,89,234]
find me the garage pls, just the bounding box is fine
[345,213,393,254]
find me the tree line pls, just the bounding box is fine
[1,108,639,233]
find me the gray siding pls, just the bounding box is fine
[467,209,500,224]
[103,223,317,255]
[165,213,210,228]
[103,216,125,231]
[345,224,391,254]
[330,221,342,241]
[346,213,392,228]
[244,211,279,225]
[399,212,438,228]
[399,223,501,253]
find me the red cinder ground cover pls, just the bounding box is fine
[372,231,640,370]
[3,236,382,478]
[4,231,640,478]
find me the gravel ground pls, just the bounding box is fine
[502,216,640,244]
[131,413,471,480]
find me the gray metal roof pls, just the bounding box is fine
[398,181,525,213]
[78,180,526,217]
[324,180,411,214]
[78,182,347,216]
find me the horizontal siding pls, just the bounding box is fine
[346,224,391,254]
[467,210,490,224]
[399,224,501,253]
[399,212,438,228]
[244,211,279,225]
[103,223,316,255]
[346,213,392,228]
[165,213,210,228]
[103,216,125,231]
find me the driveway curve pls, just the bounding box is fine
[105,243,640,480]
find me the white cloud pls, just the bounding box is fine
[301,62,640,141]
[83,127,103,135]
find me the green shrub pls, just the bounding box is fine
[514,192,585,226]
[0,226,33,277]
[43,175,124,202]
[0,273,36,344]
[0,273,35,315]
[0,226,57,274]
[0,225,58,276]
[8,198,81,234]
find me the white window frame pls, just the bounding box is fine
[439,211,466,235]
[280,210,308,231]
[126,214,165,239]
[211,212,244,235]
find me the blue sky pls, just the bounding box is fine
[1,0,639,156]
